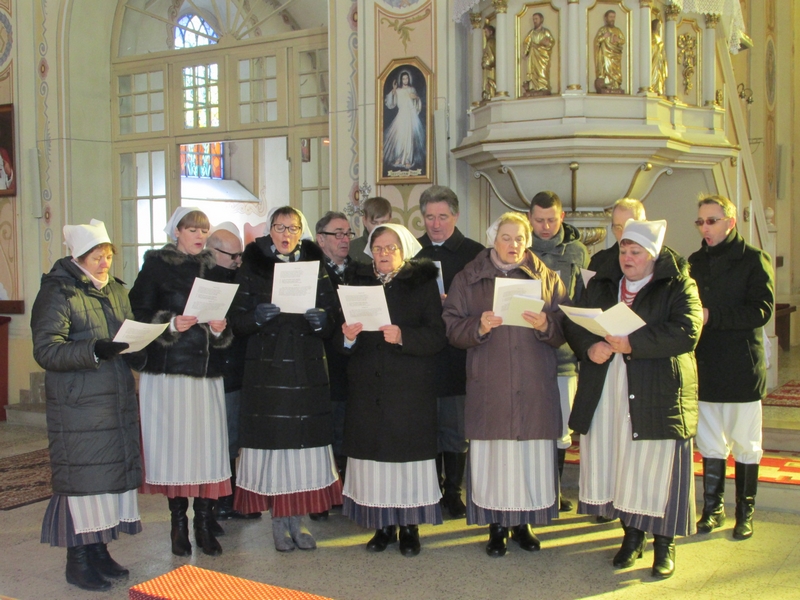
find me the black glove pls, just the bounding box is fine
[94,339,129,361]
[304,308,327,331]
[254,303,280,325]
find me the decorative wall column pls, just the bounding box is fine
[470,12,484,106]
[703,13,719,106]
[639,0,653,93]
[492,0,509,97]
[566,0,582,91]
[664,3,680,100]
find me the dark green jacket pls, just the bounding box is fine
[566,247,702,440]
[688,229,774,402]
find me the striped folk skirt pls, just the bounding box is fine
[342,458,443,529]
[41,490,141,548]
[577,354,696,537]
[139,373,231,499]
[234,445,343,518]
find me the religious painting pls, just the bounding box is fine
[377,57,432,185]
[0,105,15,197]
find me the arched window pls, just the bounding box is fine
[174,14,218,49]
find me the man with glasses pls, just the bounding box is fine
[416,186,484,518]
[688,194,774,541]
[206,223,261,521]
[314,212,357,514]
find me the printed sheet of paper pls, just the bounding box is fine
[581,268,596,288]
[271,261,319,314]
[113,320,170,353]
[504,295,547,328]
[433,261,445,296]
[183,278,239,323]
[560,302,646,337]
[492,279,542,326]
[337,285,392,331]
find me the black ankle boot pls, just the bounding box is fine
[697,457,727,533]
[86,542,129,579]
[66,545,111,591]
[193,497,223,556]
[652,535,676,578]
[613,522,646,568]
[733,462,758,540]
[557,448,573,512]
[168,496,191,557]
[486,523,509,557]
[399,525,421,557]
[511,524,541,552]
[366,526,397,552]
[206,499,225,537]
[441,452,467,518]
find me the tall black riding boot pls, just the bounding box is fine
[215,459,236,520]
[86,542,129,579]
[168,496,192,557]
[612,521,646,568]
[697,457,727,533]
[441,451,467,518]
[652,535,676,578]
[66,545,111,591]
[733,462,758,540]
[557,448,573,512]
[193,497,223,556]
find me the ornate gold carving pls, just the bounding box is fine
[665,4,681,21]
[566,84,582,90]
[492,0,508,14]
[704,13,720,28]
[651,18,667,96]
[715,89,724,106]
[730,156,738,167]
[677,33,697,95]
[380,8,432,53]
[522,12,555,96]
[639,0,652,7]
[482,24,497,101]
[594,9,625,93]
[470,12,483,29]
[578,227,608,248]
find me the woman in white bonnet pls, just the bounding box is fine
[128,207,233,558]
[564,219,702,579]
[31,219,144,591]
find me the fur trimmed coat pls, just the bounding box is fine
[339,259,448,463]
[230,238,337,451]
[128,244,233,379]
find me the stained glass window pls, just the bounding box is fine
[180,142,224,179]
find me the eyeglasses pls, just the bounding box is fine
[213,248,242,260]
[371,244,401,255]
[694,217,728,227]
[319,231,356,240]
[272,224,302,234]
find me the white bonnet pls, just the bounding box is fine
[364,223,422,259]
[164,206,203,242]
[621,219,667,257]
[63,219,111,258]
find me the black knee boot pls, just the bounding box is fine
[652,535,676,578]
[441,451,467,518]
[697,457,727,533]
[86,542,129,579]
[613,521,646,568]
[733,462,758,540]
[168,496,191,556]
[193,497,223,556]
[557,448,573,512]
[66,545,111,591]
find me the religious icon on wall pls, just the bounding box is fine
[377,57,432,185]
[0,105,16,197]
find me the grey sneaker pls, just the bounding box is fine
[271,517,295,552]
[288,515,317,550]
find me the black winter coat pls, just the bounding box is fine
[340,260,448,462]
[31,258,143,495]
[207,264,247,392]
[320,257,356,403]
[688,229,774,402]
[230,238,337,450]
[565,247,703,440]
[416,228,484,397]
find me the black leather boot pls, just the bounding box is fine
[222,460,261,520]
[511,524,541,551]
[486,523,509,557]
[86,542,129,579]
[697,457,727,533]
[398,525,421,557]
[366,526,397,552]
[733,462,758,540]
[557,448,573,512]
[193,497,223,556]
[66,545,111,591]
[441,451,467,518]
[613,522,646,568]
[168,496,192,557]
[207,499,225,536]
[651,535,676,578]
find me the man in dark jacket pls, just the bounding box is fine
[206,224,260,521]
[349,196,392,264]
[528,191,588,511]
[689,194,774,541]
[588,198,646,272]
[415,185,484,518]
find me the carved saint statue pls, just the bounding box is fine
[594,9,625,94]
[482,24,497,101]
[522,12,555,96]
[651,18,667,96]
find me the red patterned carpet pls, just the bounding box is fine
[0,448,52,510]
[765,380,800,407]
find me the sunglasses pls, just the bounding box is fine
[213,248,243,260]
[694,217,728,227]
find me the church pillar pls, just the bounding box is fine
[664,3,680,100]
[703,13,720,106]
[492,0,509,98]
[470,12,484,106]
[638,0,653,94]
[566,0,582,91]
